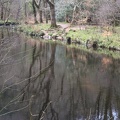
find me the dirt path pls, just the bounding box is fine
[57,22,81,33]
[27,18,84,32]
[57,23,70,29]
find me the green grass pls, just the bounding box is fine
[19,23,120,51]
[19,23,51,33]
[0,20,5,24]
[66,26,120,48]
[23,28,120,59]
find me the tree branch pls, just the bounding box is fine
[45,0,54,7]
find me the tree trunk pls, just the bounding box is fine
[1,6,4,20]
[50,5,56,27]
[46,0,57,27]
[45,11,48,24]
[24,1,27,22]
[43,0,48,23]
[32,0,38,24]
[71,6,77,25]
[33,0,43,23]
[38,9,43,23]
[65,14,70,23]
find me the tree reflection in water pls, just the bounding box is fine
[0,28,120,120]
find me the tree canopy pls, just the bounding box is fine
[0,0,120,26]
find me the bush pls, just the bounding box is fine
[55,1,74,22]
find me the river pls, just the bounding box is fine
[0,27,120,120]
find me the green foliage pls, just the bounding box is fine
[56,1,74,22]
[66,26,120,48]
[19,23,51,33]
[0,20,4,24]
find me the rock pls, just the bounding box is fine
[43,35,52,40]
[35,33,39,37]
[52,33,58,39]
[30,32,36,36]
[39,32,45,38]
[86,40,98,49]
[18,27,23,32]
[72,40,81,45]
[52,36,58,39]
[100,45,106,49]
[19,29,24,32]
[86,39,91,48]
[109,46,117,51]
[25,31,29,35]
[56,36,63,41]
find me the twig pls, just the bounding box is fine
[0,42,16,65]
[0,104,29,117]
[0,61,54,94]
[40,101,52,120]
[29,95,39,117]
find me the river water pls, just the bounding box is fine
[0,27,120,120]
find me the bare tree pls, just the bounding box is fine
[0,0,12,22]
[32,0,38,23]
[33,0,43,23]
[45,0,57,27]
[96,0,120,26]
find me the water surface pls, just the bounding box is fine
[0,27,120,120]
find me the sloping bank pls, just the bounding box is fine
[12,24,120,55]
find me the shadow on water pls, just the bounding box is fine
[0,27,120,120]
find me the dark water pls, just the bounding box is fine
[0,27,120,120]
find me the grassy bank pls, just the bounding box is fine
[19,23,51,32]
[66,26,120,48]
[16,23,120,54]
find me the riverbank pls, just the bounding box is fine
[14,23,120,52]
[0,20,19,26]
